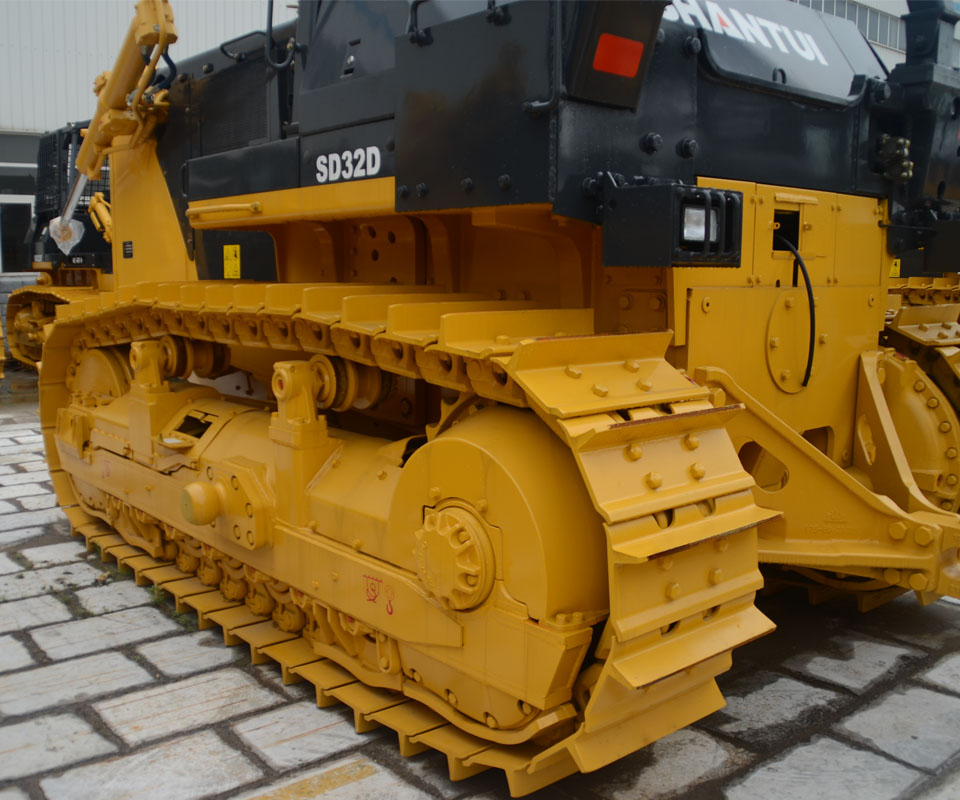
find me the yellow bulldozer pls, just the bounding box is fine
[16,0,960,794]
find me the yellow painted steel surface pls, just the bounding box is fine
[27,4,960,792]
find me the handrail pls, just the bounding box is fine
[185,202,263,217]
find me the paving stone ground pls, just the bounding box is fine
[1,369,960,800]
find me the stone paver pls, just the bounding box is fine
[704,672,843,745]
[857,594,960,650]
[0,634,33,672]
[20,494,60,510]
[401,750,475,799]
[838,686,960,770]
[0,561,99,601]
[783,636,921,691]
[232,700,363,769]
[0,423,40,434]
[0,454,43,466]
[20,541,87,568]
[0,471,50,486]
[94,667,282,745]
[230,755,430,800]
[0,483,48,501]
[30,606,180,659]
[75,581,152,615]
[917,773,960,800]
[919,652,960,696]
[726,736,922,800]
[0,527,50,547]
[253,662,314,700]
[0,594,70,633]
[0,714,116,780]
[0,508,64,532]
[40,730,261,800]
[0,554,21,574]
[0,788,29,800]
[0,651,153,715]
[136,630,238,676]
[589,728,747,800]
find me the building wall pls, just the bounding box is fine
[794,0,960,70]
[0,0,297,134]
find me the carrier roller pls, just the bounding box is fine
[40,282,776,795]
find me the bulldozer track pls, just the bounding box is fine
[40,282,774,795]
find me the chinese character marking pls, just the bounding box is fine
[363,574,382,604]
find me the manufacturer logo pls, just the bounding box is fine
[663,0,829,66]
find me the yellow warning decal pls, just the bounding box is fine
[889,258,901,278]
[223,244,241,279]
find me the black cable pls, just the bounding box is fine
[406,0,432,45]
[265,0,296,70]
[774,234,816,387]
[152,52,177,92]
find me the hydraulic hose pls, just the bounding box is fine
[774,234,815,387]
[265,0,296,70]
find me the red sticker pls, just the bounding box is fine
[593,32,645,79]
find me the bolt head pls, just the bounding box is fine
[678,137,699,158]
[641,132,663,153]
[908,572,929,592]
[914,525,935,546]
